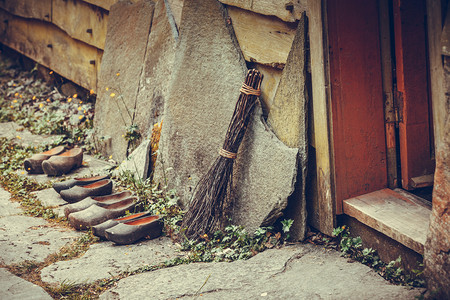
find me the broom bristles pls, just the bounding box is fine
[181,69,263,240]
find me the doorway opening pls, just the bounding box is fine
[327,0,435,254]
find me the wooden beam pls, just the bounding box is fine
[0,9,101,91]
[219,0,306,23]
[308,0,335,235]
[227,5,297,68]
[53,0,109,49]
[0,0,51,21]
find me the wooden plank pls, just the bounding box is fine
[0,0,51,21]
[328,0,387,206]
[53,0,109,50]
[219,0,306,23]
[393,188,432,209]
[343,189,431,254]
[410,174,434,188]
[308,0,335,235]
[227,6,297,68]
[0,9,101,91]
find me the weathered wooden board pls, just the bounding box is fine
[308,0,335,235]
[0,0,51,21]
[220,0,306,23]
[81,0,118,11]
[343,189,431,254]
[53,0,109,49]
[0,9,101,91]
[228,6,296,67]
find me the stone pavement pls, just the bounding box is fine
[0,185,424,299]
[0,127,424,299]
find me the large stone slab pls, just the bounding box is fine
[266,16,309,240]
[133,0,177,140]
[232,107,298,234]
[0,215,81,265]
[0,268,52,300]
[31,188,68,218]
[40,237,180,284]
[94,0,155,160]
[154,0,247,204]
[155,0,299,233]
[0,187,21,217]
[32,188,66,208]
[0,122,63,147]
[100,244,422,300]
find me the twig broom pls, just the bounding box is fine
[181,69,263,239]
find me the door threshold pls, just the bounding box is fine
[343,189,431,254]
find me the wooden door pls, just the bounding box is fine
[392,0,435,190]
[328,0,388,213]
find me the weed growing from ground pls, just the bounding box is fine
[46,232,99,263]
[332,226,425,287]
[179,224,291,263]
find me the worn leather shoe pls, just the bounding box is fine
[60,179,113,203]
[53,174,110,193]
[42,148,83,176]
[24,146,65,174]
[64,190,134,217]
[92,211,152,239]
[104,215,163,244]
[68,198,137,230]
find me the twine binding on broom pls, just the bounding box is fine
[219,148,237,159]
[240,83,261,96]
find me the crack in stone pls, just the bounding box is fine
[270,249,310,277]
